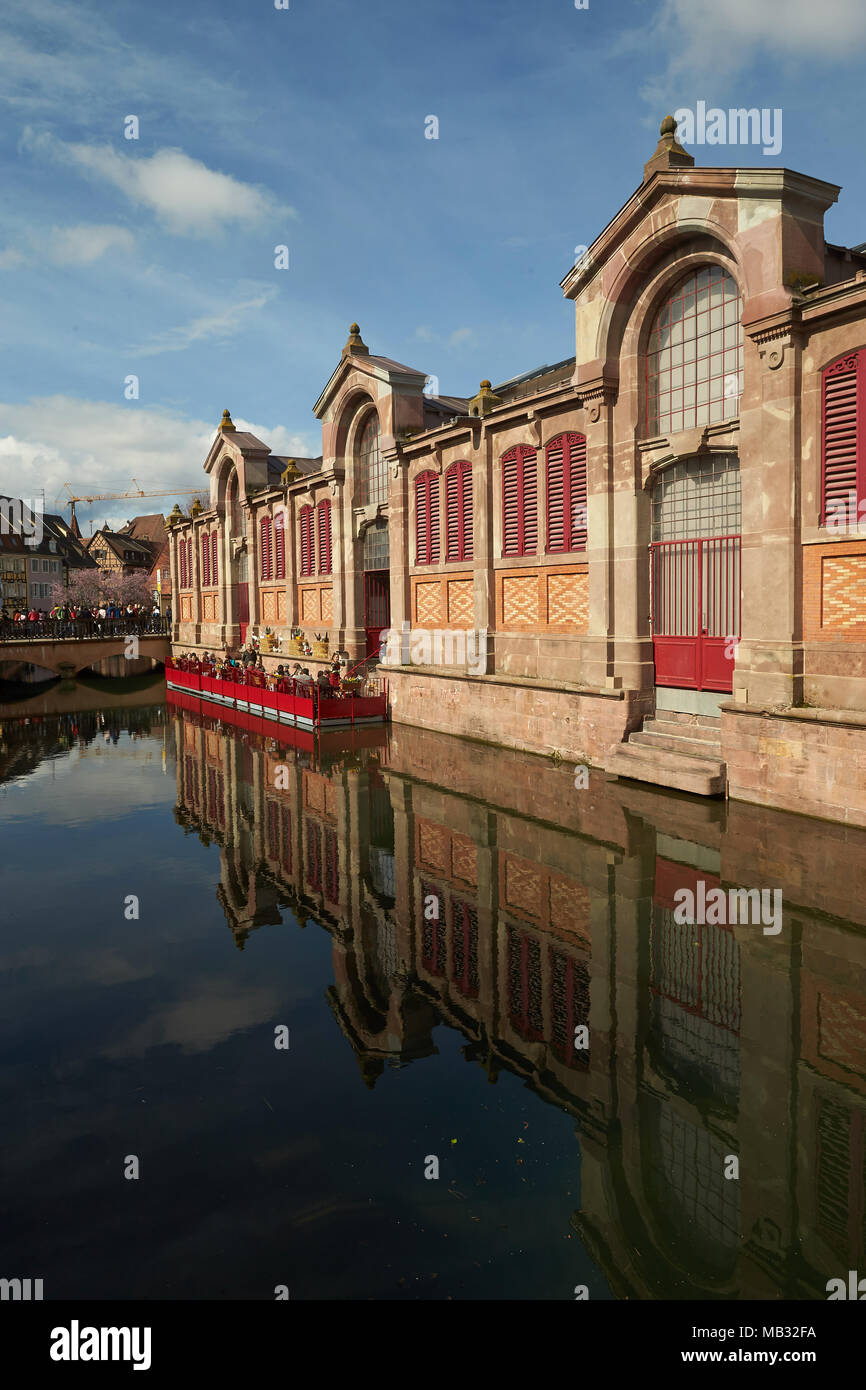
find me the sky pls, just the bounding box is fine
[1,0,866,533]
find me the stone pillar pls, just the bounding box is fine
[329,484,345,645]
[244,502,259,632]
[190,522,202,645]
[386,448,410,647]
[473,425,494,666]
[735,327,804,706]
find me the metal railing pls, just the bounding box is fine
[0,617,170,641]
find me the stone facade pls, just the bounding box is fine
[170,120,866,822]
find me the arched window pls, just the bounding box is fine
[546,433,587,553]
[822,350,865,528]
[501,446,537,556]
[316,500,332,575]
[201,531,210,587]
[211,530,219,586]
[415,471,440,565]
[445,461,472,561]
[357,410,386,507]
[647,266,743,436]
[274,511,286,580]
[299,505,314,577]
[260,515,273,581]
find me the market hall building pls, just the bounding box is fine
[169,118,866,827]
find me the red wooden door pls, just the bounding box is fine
[651,536,740,692]
[364,570,390,659]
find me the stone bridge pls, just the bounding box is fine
[0,633,171,677]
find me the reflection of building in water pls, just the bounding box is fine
[171,705,866,1301]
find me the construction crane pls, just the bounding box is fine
[58,480,203,527]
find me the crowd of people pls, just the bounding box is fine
[171,647,367,698]
[0,603,169,639]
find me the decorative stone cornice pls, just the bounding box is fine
[575,376,618,423]
[747,314,805,371]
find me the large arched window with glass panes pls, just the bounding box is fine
[647,266,743,437]
[357,410,387,506]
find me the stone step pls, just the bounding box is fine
[631,729,722,758]
[652,709,722,731]
[605,743,726,797]
[643,716,721,743]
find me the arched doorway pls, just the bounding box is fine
[650,454,741,693]
[362,520,390,658]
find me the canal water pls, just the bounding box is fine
[1,686,864,1301]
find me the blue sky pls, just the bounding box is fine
[1,0,866,532]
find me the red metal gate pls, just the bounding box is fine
[651,536,740,692]
[364,570,390,659]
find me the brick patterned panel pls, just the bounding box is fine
[451,831,478,886]
[183,723,198,752]
[415,580,445,627]
[502,574,540,627]
[301,587,321,623]
[206,733,221,763]
[260,589,278,623]
[549,877,591,949]
[547,572,588,631]
[501,852,543,921]
[417,816,449,872]
[321,587,333,623]
[822,554,866,630]
[447,579,474,629]
[179,595,193,621]
[804,541,866,642]
[202,593,218,622]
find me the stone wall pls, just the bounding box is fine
[386,665,649,766]
[722,703,866,827]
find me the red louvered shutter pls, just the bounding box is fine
[502,447,537,556]
[299,507,313,577]
[503,451,520,555]
[429,475,440,564]
[569,435,587,551]
[201,533,210,587]
[546,439,565,552]
[415,474,428,563]
[275,512,286,579]
[446,465,459,559]
[460,463,473,560]
[211,530,219,586]
[260,517,272,581]
[445,462,472,561]
[547,433,587,552]
[178,539,184,590]
[317,501,332,575]
[415,472,439,564]
[823,352,863,528]
[522,448,537,555]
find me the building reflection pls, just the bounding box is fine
[169,698,866,1301]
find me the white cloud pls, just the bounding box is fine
[0,397,318,533]
[22,131,294,237]
[48,223,135,265]
[640,0,866,93]
[449,327,474,347]
[132,290,277,357]
[0,222,135,269]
